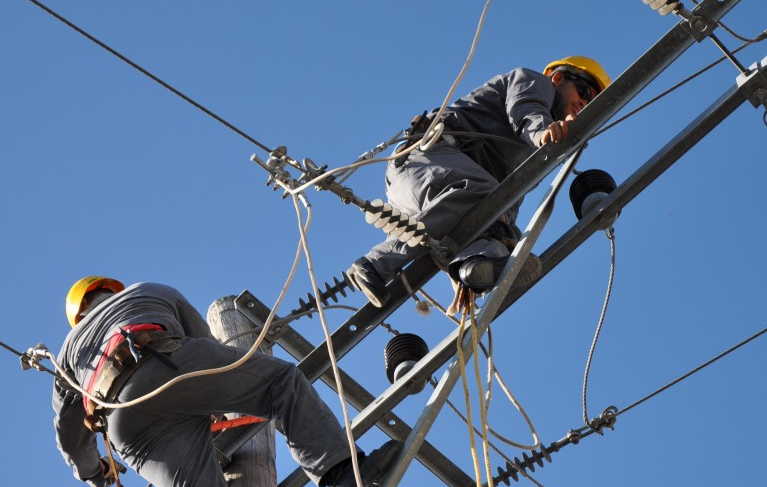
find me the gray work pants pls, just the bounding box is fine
[108,337,352,487]
[365,142,521,282]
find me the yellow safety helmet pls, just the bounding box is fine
[544,56,612,92]
[65,276,125,327]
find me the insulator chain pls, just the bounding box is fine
[290,272,356,318]
[363,199,429,247]
[493,406,618,485]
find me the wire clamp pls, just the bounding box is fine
[20,343,50,371]
[589,405,618,435]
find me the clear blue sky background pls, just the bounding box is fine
[2,1,766,486]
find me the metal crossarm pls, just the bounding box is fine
[212,292,473,487]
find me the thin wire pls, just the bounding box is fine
[286,0,494,196]
[582,228,616,427]
[618,326,767,417]
[456,304,483,487]
[690,0,767,44]
[219,305,359,346]
[0,340,61,378]
[591,40,755,139]
[291,194,363,487]
[27,0,272,153]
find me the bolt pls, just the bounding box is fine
[247,301,255,308]
[692,18,708,33]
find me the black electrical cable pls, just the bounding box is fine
[26,0,273,153]
[617,327,767,417]
[591,40,756,139]
[690,0,767,44]
[0,339,61,378]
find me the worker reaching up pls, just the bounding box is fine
[53,276,401,487]
[346,56,611,308]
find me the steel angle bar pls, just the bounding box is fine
[292,0,742,390]
[494,59,767,319]
[382,148,584,487]
[213,291,472,487]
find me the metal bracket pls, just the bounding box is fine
[233,291,287,344]
[677,0,721,42]
[737,56,767,108]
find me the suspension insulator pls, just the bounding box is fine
[364,199,429,247]
[290,273,356,319]
[384,333,429,394]
[569,169,618,229]
[493,444,556,485]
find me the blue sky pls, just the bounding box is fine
[2,1,766,486]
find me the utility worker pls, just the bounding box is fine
[346,56,611,308]
[53,276,400,487]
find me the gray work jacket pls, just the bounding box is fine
[441,67,558,182]
[51,282,213,482]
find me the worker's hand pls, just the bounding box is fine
[538,114,576,146]
[84,457,126,487]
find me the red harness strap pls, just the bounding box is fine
[82,323,164,410]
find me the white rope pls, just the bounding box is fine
[286,0,494,196]
[417,288,541,450]
[291,194,363,487]
[47,204,311,409]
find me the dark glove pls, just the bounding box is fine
[83,457,126,487]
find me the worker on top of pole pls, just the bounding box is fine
[346,56,611,308]
[53,276,400,487]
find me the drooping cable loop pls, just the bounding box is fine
[26,0,273,153]
[581,228,617,427]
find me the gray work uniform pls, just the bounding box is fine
[365,68,559,281]
[52,282,351,487]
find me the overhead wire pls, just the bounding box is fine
[581,228,617,427]
[26,0,273,153]
[617,326,767,417]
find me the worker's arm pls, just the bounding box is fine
[52,377,103,484]
[504,69,559,147]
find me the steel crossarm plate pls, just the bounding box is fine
[213,291,473,487]
[293,0,741,387]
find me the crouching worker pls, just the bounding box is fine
[53,276,400,487]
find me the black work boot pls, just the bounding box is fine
[346,258,391,308]
[320,440,403,487]
[458,253,542,293]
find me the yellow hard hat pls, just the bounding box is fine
[544,56,612,92]
[65,276,124,327]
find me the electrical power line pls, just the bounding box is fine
[27,0,273,153]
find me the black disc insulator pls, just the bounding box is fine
[384,333,429,383]
[569,169,617,219]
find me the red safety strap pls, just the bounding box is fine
[210,415,267,432]
[82,324,164,409]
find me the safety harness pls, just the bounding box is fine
[82,323,180,487]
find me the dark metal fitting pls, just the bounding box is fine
[566,429,581,444]
[429,236,459,270]
[736,57,767,109]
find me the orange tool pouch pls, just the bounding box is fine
[82,324,179,432]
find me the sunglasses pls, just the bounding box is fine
[564,73,598,103]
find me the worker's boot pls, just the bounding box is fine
[458,253,542,293]
[346,258,390,308]
[320,440,403,486]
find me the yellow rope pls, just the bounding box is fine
[470,307,494,487]
[102,429,123,487]
[456,300,482,487]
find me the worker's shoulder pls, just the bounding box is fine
[499,67,549,83]
[122,281,185,299]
